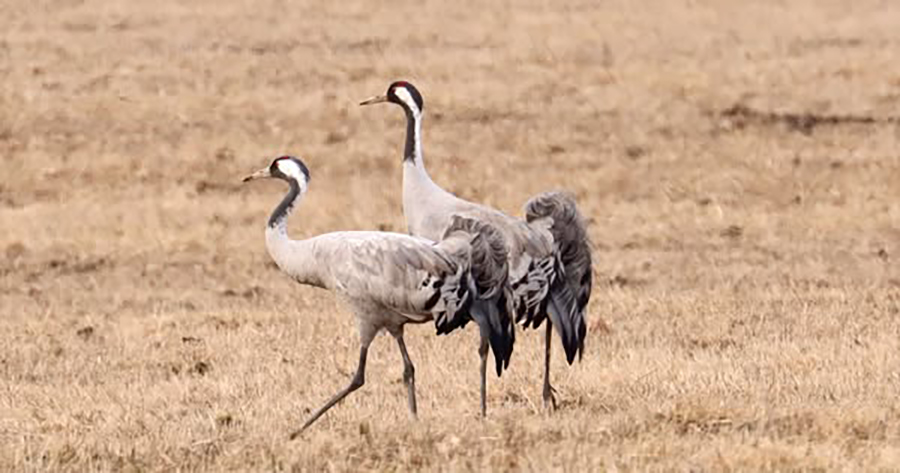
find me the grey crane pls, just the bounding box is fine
[361,81,593,410]
[242,155,514,438]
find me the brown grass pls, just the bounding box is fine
[2,0,900,470]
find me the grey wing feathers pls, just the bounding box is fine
[454,208,554,333]
[393,241,473,330]
[511,253,556,327]
[442,216,508,298]
[333,236,473,328]
[524,191,593,363]
[439,215,516,375]
[424,258,473,331]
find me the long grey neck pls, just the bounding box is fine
[268,179,301,231]
[403,108,419,163]
[401,107,457,240]
[264,180,322,287]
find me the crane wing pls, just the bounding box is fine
[524,191,593,363]
[438,215,516,375]
[323,234,474,330]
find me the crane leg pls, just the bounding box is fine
[290,338,372,440]
[542,320,557,411]
[479,335,489,418]
[393,332,417,418]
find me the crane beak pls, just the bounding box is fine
[359,94,388,106]
[242,167,271,182]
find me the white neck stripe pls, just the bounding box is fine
[394,87,420,115]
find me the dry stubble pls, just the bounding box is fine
[1,0,900,470]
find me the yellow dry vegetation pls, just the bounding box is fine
[1,0,899,470]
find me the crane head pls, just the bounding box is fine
[360,81,424,116]
[243,156,311,187]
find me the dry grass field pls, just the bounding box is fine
[2,0,900,470]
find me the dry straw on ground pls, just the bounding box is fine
[2,0,899,470]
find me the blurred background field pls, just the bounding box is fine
[1,0,899,470]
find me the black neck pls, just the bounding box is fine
[403,108,418,163]
[268,179,300,229]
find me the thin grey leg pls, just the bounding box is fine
[542,320,557,411]
[393,333,417,418]
[290,341,371,439]
[479,335,489,418]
